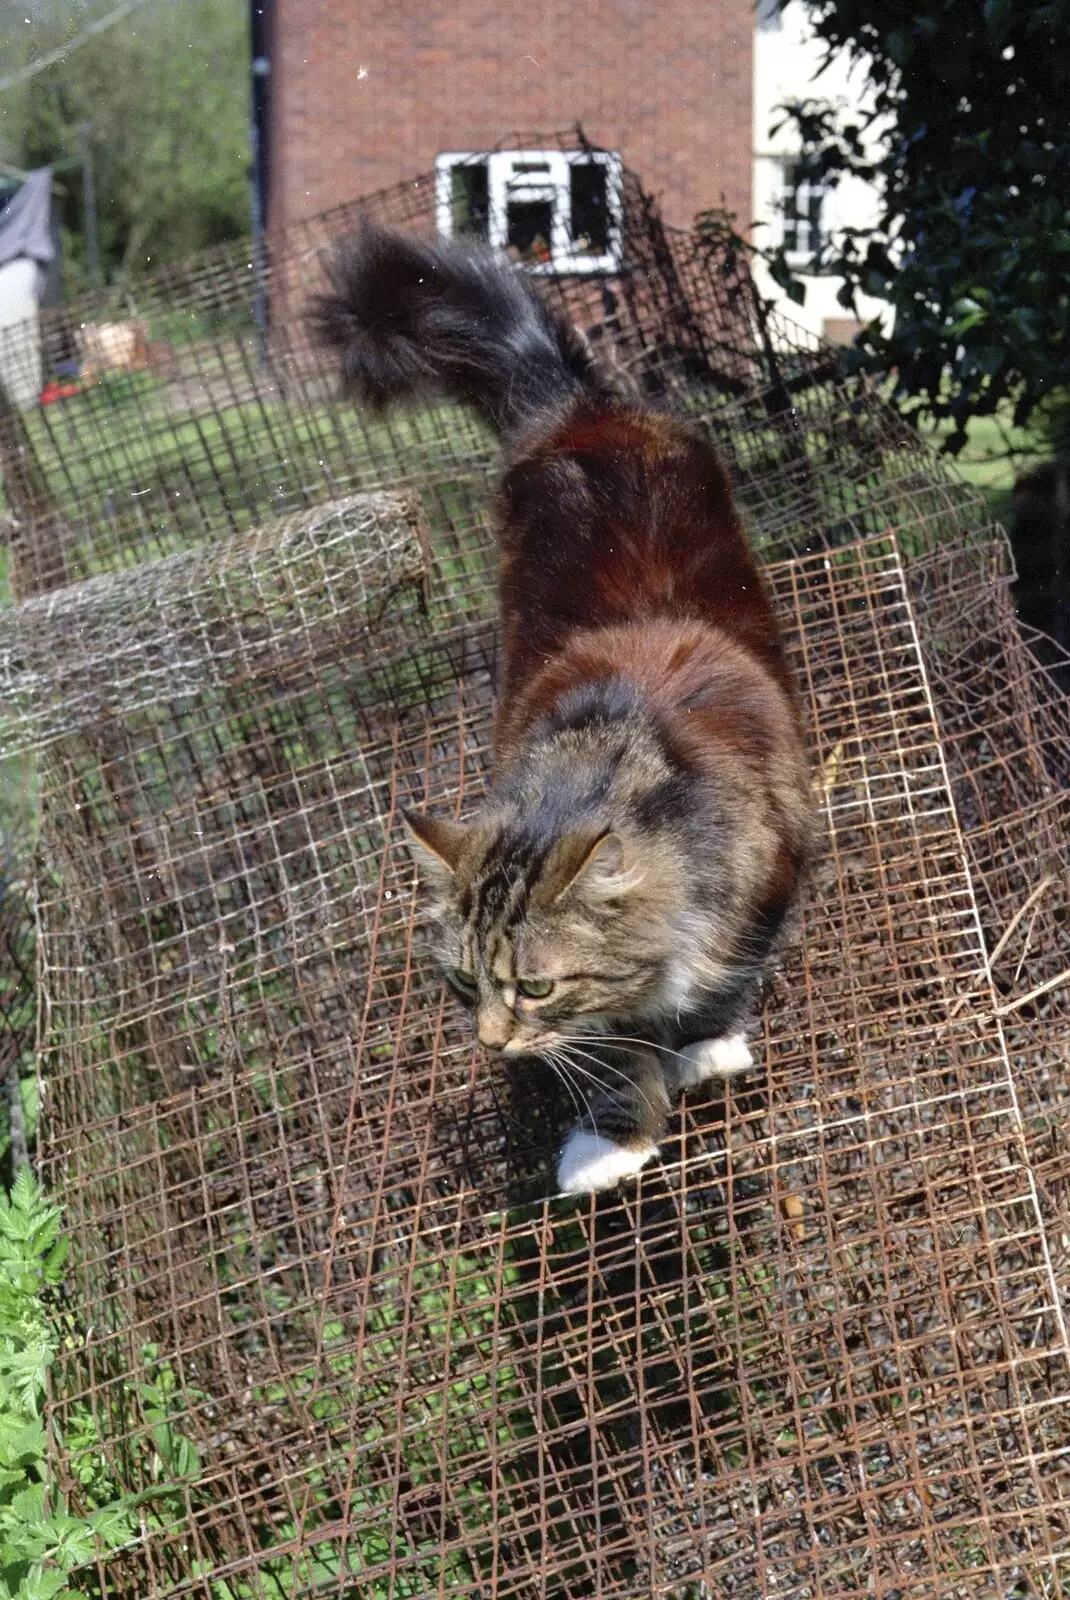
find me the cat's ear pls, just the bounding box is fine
[539,831,637,906]
[401,809,468,880]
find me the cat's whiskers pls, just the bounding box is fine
[556,1040,664,1121]
[538,1047,587,1124]
[540,1046,598,1130]
[570,1030,698,1067]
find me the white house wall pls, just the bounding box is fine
[752,1,887,344]
[0,260,42,409]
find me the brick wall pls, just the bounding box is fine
[269,0,753,237]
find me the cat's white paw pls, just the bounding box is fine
[676,1032,753,1088]
[556,1130,658,1195]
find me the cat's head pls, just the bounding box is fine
[401,807,692,1055]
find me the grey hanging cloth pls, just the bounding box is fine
[0,168,55,270]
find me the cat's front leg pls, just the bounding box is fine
[670,1032,753,1090]
[555,1045,668,1196]
[556,1130,660,1195]
[554,1034,754,1192]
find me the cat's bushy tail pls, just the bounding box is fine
[309,222,603,438]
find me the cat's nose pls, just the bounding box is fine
[477,1014,512,1051]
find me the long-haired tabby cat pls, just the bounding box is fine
[312,222,814,1194]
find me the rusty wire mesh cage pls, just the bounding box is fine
[0,128,777,597]
[0,826,34,1176]
[0,135,1069,1598]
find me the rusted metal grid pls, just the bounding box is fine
[0,832,34,1175]
[0,314,1063,1596]
[0,142,1067,1597]
[0,127,760,599]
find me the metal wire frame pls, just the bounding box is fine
[1,128,870,601]
[0,841,34,1176]
[0,129,721,597]
[0,139,1067,1598]
[19,507,1070,1600]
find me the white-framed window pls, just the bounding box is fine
[780,159,825,264]
[435,149,623,274]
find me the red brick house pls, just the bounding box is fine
[253,1,755,243]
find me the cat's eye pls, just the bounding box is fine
[448,968,478,999]
[517,977,554,999]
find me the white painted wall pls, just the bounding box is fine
[752,1,887,344]
[0,259,42,408]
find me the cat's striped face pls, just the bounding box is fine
[402,810,693,1056]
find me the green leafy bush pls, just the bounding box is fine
[0,1172,137,1599]
[755,0,1070,454]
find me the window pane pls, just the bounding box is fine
[782,161,822,259]
[450,162,489,241]
[570,162,610,254]
[782,163,800,253]
[807,188,823,256]
[506,198,554,263]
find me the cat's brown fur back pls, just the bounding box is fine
[494,397,811,933]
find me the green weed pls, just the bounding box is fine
[0,1173,202,1599]
[0,1172,133,1598]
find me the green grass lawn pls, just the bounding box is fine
[1,363,498,591]
[909,400,1053,531]
[4,357,1046,601]
[921,413,1036,487]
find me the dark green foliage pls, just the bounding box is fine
[0,1172,130,1599]
[0,1172,206,1598]
[760,0,1070,452]
[0,2,250,292]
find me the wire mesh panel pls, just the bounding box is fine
[0,131,724,600]
[0,130,871,606]
[5,494,1067,1594]
[1,140,1069,1598]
